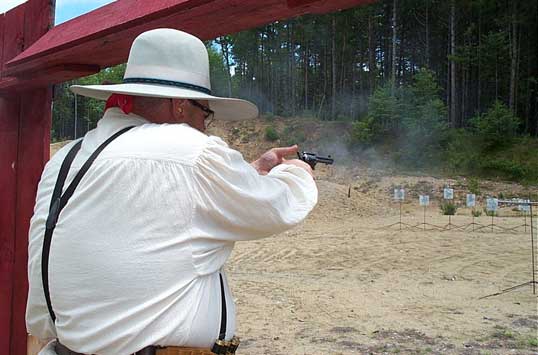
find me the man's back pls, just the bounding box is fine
[27,108,317,355]
[28,109,232,354]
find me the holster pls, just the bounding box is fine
[210,336,240,355]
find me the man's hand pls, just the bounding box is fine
[280,159,314,177]
[251,145,314,177]
[251,145,298,175]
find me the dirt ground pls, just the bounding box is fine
[227,168,538,355]
[43,129,538,355]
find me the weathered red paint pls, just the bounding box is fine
[0,65,100,94]
[0,94,20,355]
[13,88,52,355]
[0,4,27,354]
[0,1,54,354]
[287,0,318,8]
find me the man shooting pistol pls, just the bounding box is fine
[297,151,334,170]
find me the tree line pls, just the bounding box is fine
[52,0,537,139]
[222,0,537,133]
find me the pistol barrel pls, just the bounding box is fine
[316,156,334,165]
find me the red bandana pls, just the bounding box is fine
[105,94,134,114]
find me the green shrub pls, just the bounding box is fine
[444,129,481,173]
[479,158,529,181]
[440,202,458,215]
[468,177,481,195]
[484,208,496,217]
[472,209,482,217]
[400,98,448,167]
[350,117,375,145]
[264,126,279,141]
[471,101,520,149]
[367,84,404,136]
[411,69,441,103]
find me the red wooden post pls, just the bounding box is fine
[0,1,54,354]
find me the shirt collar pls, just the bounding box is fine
[98,107,149,130]
[81,108,149,150]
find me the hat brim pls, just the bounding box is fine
[70,83,259,121]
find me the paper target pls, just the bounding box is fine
[394,188,405,201]
[466,194,476,207]
[419,195,430,206]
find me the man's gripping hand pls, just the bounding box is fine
[251,145,313,177]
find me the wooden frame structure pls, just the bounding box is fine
[0,0,373,353]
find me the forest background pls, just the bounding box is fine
[51,0,538,184]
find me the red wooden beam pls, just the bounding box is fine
[0,1,54,354]
[0,64,100,94]
[287,0,318,8]
[4,0,374,82]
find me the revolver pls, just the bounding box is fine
[297,151,334,170]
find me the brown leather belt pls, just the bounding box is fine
[55,338,239,355]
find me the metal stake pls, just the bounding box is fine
[423,206,426,231]
[399,201,402,231]
[530,203,536,294]
[472,213,475,232]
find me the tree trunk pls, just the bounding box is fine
[368,14,376,93]
[391,0,397,93]
[477,5,481,113]
[449,0,457,127]
[218,36,233,97]
[509,2,518,113]
[398,30,404,82]
[304,41,309,112]
[461,66,466,126]
[425,2,430,68]
[331,14,337,119]
[340,30,347,95]
[288,22,295,115]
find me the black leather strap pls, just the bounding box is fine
[42,140,82,322]
[218,272,227,340]
[41,126,134,322]
[123,77,212,95]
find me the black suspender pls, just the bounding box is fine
[41,125,228,348]
[218,272,227,340]
[42,140,82,322]
[42,126,134,322]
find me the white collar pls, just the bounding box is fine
[81,108,149,151]
[98,108,149,129]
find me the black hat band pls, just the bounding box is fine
[123,77,212,95]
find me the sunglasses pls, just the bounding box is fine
[189,99,214,120]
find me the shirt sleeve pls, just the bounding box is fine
[191,136,318,241]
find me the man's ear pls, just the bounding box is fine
[171,99,188,119]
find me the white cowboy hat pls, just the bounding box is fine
[70,28,258,121]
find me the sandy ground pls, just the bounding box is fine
[227,175,538,355]
[37,139,538,355]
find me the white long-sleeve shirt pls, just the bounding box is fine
[26,108,318,355]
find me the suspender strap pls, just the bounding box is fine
[218,272,227,340]
[41,126,134,322]
[42,140,82,322]
[211,272,230,355]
